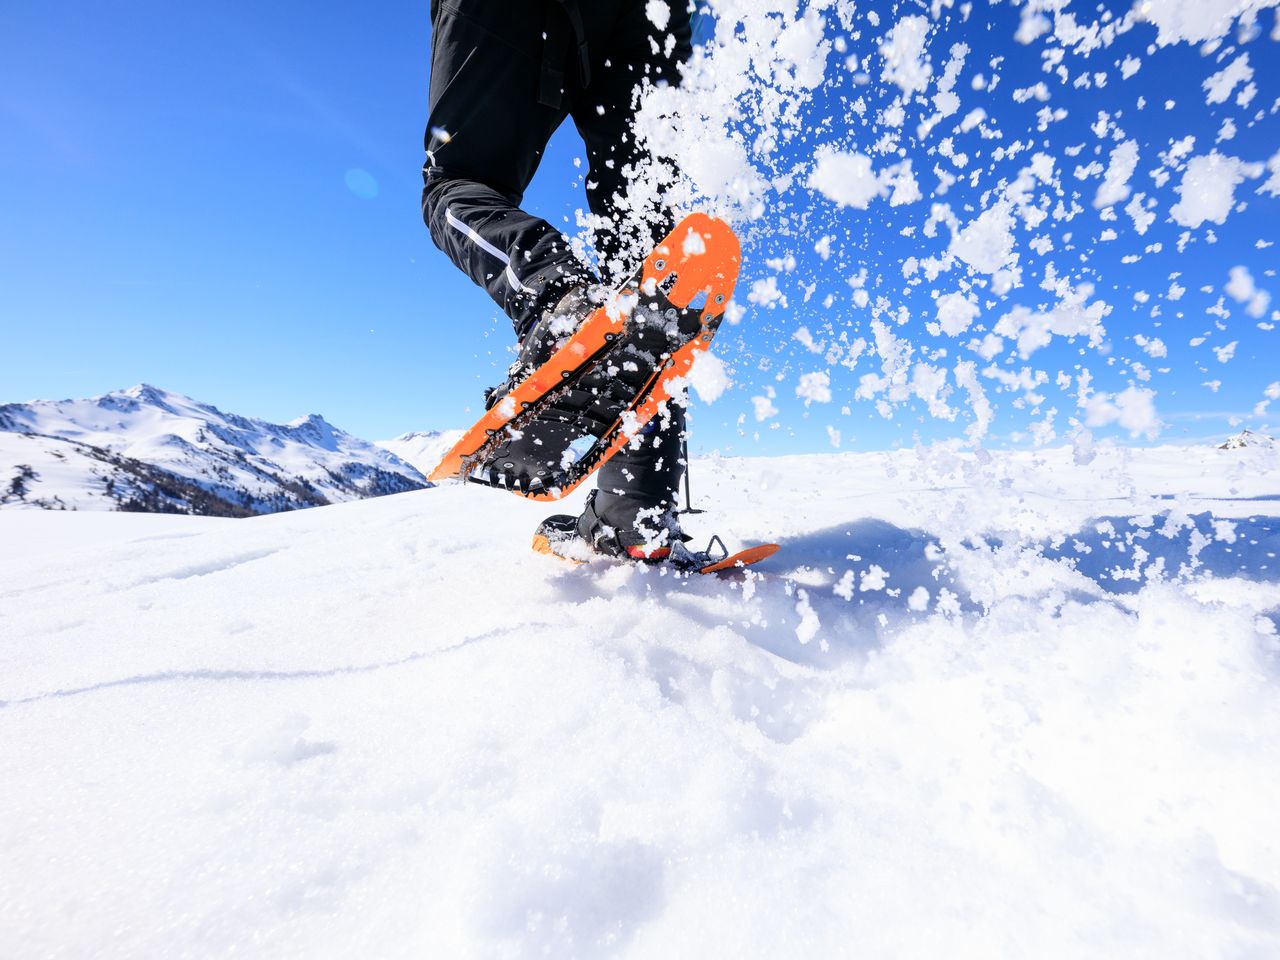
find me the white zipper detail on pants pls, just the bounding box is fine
[445,207,536,296]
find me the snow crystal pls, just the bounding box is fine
[954,360,995,443]
[808,148,884,208]
[644,0,670,31]
[794,588,820,643]
[1203,53,1254,106]
[959,107,987,133]
[950,203,1018,276]
[1260,150,1280,197]
[881,160,922,206]
[1169,152,1261,228]
[1256,381,1280,415]
[1225,265,1272,319]
[860,564,889,591]
[681,226,706,256]
[1213,340,1239,363]
[1124,193,1156,234]
[1085,386,1162,438]
[793,326,823,355]
[796,371,832,405]
[1094,140,1139,209]
[1138,0,1276,46]
[1015,11,1052,45]
[993,285,1110,358]
[935,291,980,336]
[747,276,786,308]
[833,569,856,600]
[1133,334,1169,358]
[879,16,933,95]
[751,392,779,422]
[686,350,731,404]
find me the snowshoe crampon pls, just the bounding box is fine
[427,212,741,500]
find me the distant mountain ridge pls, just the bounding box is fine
[1218,429,1275,450]
[0,385,432,516]
[373,429,464,477]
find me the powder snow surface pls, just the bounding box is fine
[2,447,1279,958]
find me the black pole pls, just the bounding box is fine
[680,433,704,515]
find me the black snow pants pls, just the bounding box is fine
[422,0,694,528]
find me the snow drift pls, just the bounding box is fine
[2,445,1278,958]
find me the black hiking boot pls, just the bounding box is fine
[483,285,604,411]
[532,490,693,563]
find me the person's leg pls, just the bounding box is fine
[422,0,597,337]
[569,2,693,281]
[570,2,695,539]
[580,404,687,555]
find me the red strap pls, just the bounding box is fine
[625,545,671,560]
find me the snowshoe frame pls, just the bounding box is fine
[428,212,741,501]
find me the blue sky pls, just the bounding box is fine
[1,0,1276,454]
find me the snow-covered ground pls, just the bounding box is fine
[2,444,1278,958]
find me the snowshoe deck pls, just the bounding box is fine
[532,530,779,576]
[428,213,740,500]
[696,543,780,574]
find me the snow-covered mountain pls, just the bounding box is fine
[1219,429,1275,450]
[0,385,427,515]
[375,429,465,476]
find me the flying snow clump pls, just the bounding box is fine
[796,371,833,405]
[1169,152,1261,227]
[808,148,885,209]
[1225,266,1271,319]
